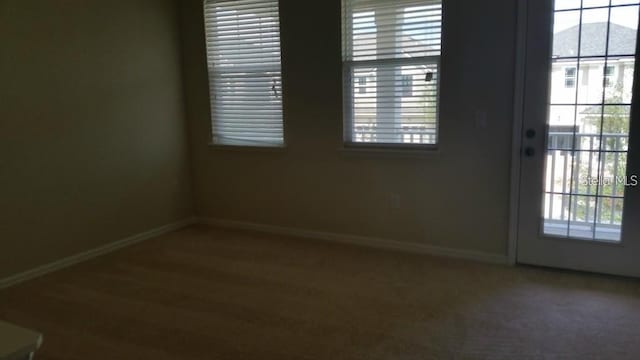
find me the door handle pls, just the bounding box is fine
[526,129,536,139]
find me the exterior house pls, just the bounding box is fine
[351,14,441,144]
[549,22,636,134]
[544,22,636,239]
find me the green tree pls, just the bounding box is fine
[575,84,630,224]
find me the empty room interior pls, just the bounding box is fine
[3,0,640,358]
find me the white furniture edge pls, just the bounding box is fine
[0,218,198,290]
[5,338,42,360]
[200,217,509,265]
[0,319,43,360]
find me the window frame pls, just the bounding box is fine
[564,66,577,88]
[341,0,443,150]
[203,0,286,149]
[356,76,368,94]
[604,65,615,88]
[401,74,414,97]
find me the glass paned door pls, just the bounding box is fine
[516,0,640,277]
[543,0,639,241]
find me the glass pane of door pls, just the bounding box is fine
[543,0,639,241]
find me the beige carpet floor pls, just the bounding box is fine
[1,225,640,359]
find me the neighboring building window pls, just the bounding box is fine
[357,76,367,94]
[342,0,442,146]
[401,75,413,97]
[604,65,615,87]
[565,67,577,88]
[203,0,284,147]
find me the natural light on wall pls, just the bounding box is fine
[203,0,284,147]
[341,0,442,146]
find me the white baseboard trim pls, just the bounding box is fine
[0,217,198,290]
[200,218,508,265]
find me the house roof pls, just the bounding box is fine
[553,22,637,57]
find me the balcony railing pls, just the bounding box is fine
[544,132,628,241]
[354,124,436,144]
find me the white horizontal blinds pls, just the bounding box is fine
[342,0,442,145]
[204,0,284,146]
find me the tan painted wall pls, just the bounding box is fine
[179,0,517,256]
[0,0,194,278]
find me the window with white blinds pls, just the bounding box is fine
[342,0,442,146]
[204,0,284,147]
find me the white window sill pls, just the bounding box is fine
[339,144,439,158]
[207,143,287,153]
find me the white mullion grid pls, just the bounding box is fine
[563,0,585,238]
[592,2,614,238]
[555,2,638,12]
[545,0,639,240]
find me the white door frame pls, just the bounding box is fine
[508,0,640,273]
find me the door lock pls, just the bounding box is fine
[524,147,535,157]
[526,129,536,139]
